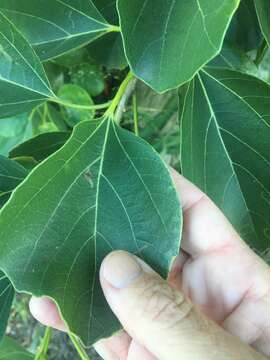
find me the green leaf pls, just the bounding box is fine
[89,1,127,70]
[180,68,270,253]
[227,0,262,51]
[0,155,28,207]
[58,84,95,127]
[117,0,240,92]
[0,272,14,342]
[0,114,32,156]
[0,0,112,61]
[0,117,182,346]
[0,12,53,118]
[255,0,270,47]
[10,132,70,162]
[70,63,105,97]
[0,337,34,359]
[0,157,26,340]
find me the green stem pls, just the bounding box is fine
[132,93,139,136]
[34,327,52,360]
[105,71,134,118]
[49,98,112,111]
[69,333,90,360]
[107,24,121,33]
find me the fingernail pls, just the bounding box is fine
[102,251,142,289]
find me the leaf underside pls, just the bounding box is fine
[180,68,270,254]
[0,118,182,346]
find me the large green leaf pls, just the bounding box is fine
[117,0,240,92]
[0,337,34,359]
[180,68,270,253]
[0,272,14,342]
[255,0,270,47]
[0,12,54,118]
[0,155,28,207]
[0,0,112,61]
[0,118,182,345]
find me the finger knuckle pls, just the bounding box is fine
[137,276,193,329]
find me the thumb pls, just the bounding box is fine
[100,251,266,360]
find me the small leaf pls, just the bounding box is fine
[180,68,270,253]
[117,0,240,92]
[0,0,112,61]
[70,63,105,97]
[0,114,32,156]
[58,84,95,127]
[0,118,182,345]
[0,12,54,118]
[255,0,270,47]
[0,155,28,207]
[10,132,70,162]
[0,337,34,359]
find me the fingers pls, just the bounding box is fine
[94,331,131,360]
[170,169,247,257]
[100,250,266,360]
[29,296,67,332]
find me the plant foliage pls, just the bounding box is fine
[0,0,269,358]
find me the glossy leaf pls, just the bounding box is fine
[10,132,70,162]
[0,114,32,156]
[0,118,182,345]
[180,68,270,253]
[0,272,14,342]
[0,0,111,61]
[0,337,34,359]
[117,0,240,92]
[58,84,95,127]
[0,12,54,118]
[255,0,270,47]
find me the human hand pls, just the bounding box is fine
[29,170,270,359]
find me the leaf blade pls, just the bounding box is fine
[0,118,182,345]
[117,0,240,92]
[180,68,270,253]
[0,0,111,60]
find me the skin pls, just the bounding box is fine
[29,170,270,359]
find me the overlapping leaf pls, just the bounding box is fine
[0,12,54,118]
[227,0,262,51]
[0,0,112,61]
[0,118,181,345]
[0,337,34,359]
[117,0,240,92]
[10,132,70,162]
[0,272,14,342]
[0,156,28,207]
[255,0,270,47]
[180,68,270,253]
